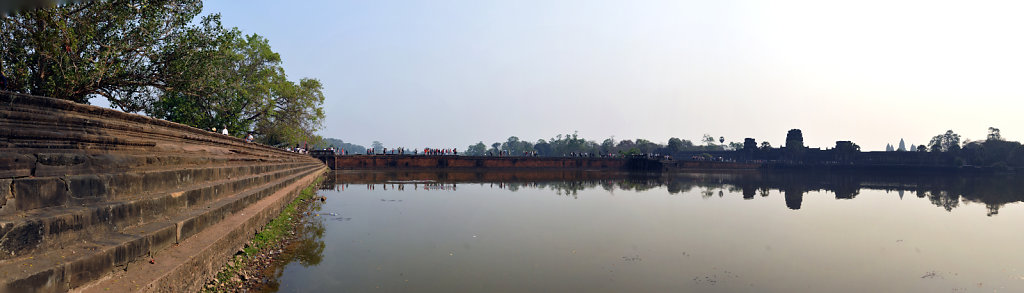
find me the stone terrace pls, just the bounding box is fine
[0,92,326,292]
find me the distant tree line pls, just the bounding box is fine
[0,0,325,147]
[316,138,366,154]
[954,127,1024,169]
[323,127,1024,171]
[877,127,1024,169]
[455,127,1024,170]
[463,131,733,157]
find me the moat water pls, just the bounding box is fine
[266,170,1024,292]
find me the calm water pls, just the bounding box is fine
[268,170,1024,292]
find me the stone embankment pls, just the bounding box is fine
[315,153,629,170]
[0,92,326,292]
[326,169,632,184]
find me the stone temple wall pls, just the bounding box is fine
[0,92,326,292]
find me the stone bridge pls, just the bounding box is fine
[0,92,326,292]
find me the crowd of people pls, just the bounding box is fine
[310,145,673,161]
[423,148,457,155]
[210,125,256,144]
[358,147,458,156]
[286,143,310,154]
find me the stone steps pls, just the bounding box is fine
[0,92,328,292]
[80,168,324,293]
[0,163,319,261]
[1,161,310,214]
[0,95,293,158]
[0,164,323,292]
[12,153,301,179]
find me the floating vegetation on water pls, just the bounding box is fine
[921,271,944,279]
[692,269,741,286]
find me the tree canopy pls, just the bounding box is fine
[928,130,961,152]
[0,0,325,146]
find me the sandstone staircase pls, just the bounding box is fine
[0,92,326,292]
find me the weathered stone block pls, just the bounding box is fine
[147,223,179,254]
[0,220,43,257]
[34,153,88,177]
[13,177,69,211]
[69,174,108,200]
[0,179,10,210]
[111,235,149,267]
[106,201,143,227]
[66,248,114,289]
[0,153,35,178]
[3,266,67,293]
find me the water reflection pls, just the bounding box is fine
[253,198,327,292]
[268,170,1024,293]
[324,170,1024,216]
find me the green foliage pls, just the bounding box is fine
[243,179,320,255]
[1,0,325,147]
[465,141,487,156]
[534,139,552,155]
[633,138,658,154]
[988,127,1002,141]
[622,148,641,155]
[500,136,535,155]
[668,138,687,152]
[251,78,326,146]
[923,127,1024,168]
[702,134,715,147]
[536,131,595,155]
[315,138,366,153]
[928,130,961,152]
[0,0,204,108]
[961,135,1023,167]
[454,132,736,157]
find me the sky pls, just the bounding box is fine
[182,0,1024,151]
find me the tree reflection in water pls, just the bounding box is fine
[324,170,1024,216]
[255,199,328,292]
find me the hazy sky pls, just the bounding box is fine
[196,0,1024,150]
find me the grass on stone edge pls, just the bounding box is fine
[203,176,323,292]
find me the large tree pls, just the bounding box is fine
[250,78,325,146]
[465,142,487,156]
[2,0,326,147]
[928,130,961,152]
[150,25,283,134]
[0,0,204,110]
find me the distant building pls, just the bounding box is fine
[835,141,855,150]
[785,129,804,149]
[897,139,906,151]
[743,138,757,151]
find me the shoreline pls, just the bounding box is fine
[201,177,326,292]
